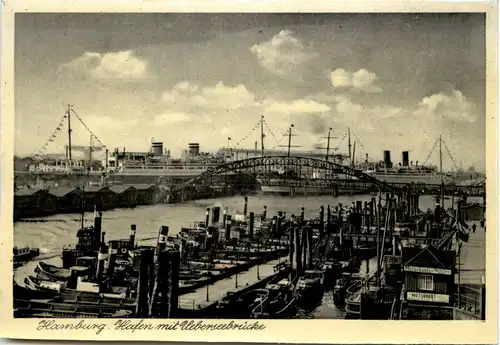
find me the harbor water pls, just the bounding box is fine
[14,193,485,319]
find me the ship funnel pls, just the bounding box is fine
[151,142,163,155]
[383,150,392,168]
[402,151,409,166]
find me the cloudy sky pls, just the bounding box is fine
[15,13,485,171]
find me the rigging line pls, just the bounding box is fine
[333,132,347,152]
[34,112,68,156]
[262,119,282,146]
[442,140,460,171]
[234,121,261,147]
[70,109,108,149]
[268,128,289,151]
[422,137,439,166]
[351,133,368,157]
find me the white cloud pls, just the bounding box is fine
[250,30,318,76]
[162,81,256,110]
[414,90,476,122]
[330,68,382,93]
[153,112,193,125]
[58,51,148,81]
[264,99,331,115]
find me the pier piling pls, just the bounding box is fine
[306,226,313,269]
[319,206,325,236]
[262,205,267,221]
[294,227,302,276]
[93,211,102,251]
[327,205,331,226]
[289,226,295,264]
[244,196,248,219]
[272,216,278,234]
[211,207,221,224]
[249,212,255,239]
[302,229,307,270]
[300,207,305,224]
[222,207,228,227]
[136,248,154,318]
[225,215,232,242]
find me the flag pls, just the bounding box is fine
[228,137,231,140]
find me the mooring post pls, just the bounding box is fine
[136,248,154,318]
[289,226,295,264]
[262,205,267,221]
[150,249,169,317]
[294,227,302,276]
[306,226,313,269]
[93,211,102,251]
[249,212,255,239]
[243,196,248,219]
[211,207,221,224]
[300,207,305,224]
[302,228,307,270]
[225,215,232,242]
[272,216,278,234]
[319,206,325,236]
[327,205,331,227]
[222,207,228,228]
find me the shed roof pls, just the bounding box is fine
[402,246,455,269]
[84,186,112,193]
[109,185,137,194]
[15,188,44,197]
[48,187,81,197]
[133,184,156,190]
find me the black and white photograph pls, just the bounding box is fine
[2,3,498,343]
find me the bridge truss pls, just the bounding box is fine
[171,155,403,195]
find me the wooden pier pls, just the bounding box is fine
[178,257,287,311]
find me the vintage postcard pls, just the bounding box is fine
[0,0,498,343]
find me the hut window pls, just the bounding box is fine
[418,274,434,291]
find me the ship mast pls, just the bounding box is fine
[325,127,332,161]
[280,124,298,157]
[67,104,73,165]
[260,116,265,157]
[348,127,352,168]
[439,134,443,174]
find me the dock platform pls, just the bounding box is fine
[178,257,287,311]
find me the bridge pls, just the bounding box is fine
[169,156,485,200]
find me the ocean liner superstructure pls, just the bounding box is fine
[18,106,480,190]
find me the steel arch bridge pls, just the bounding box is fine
[170,155,403,195]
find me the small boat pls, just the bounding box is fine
[14,280,58,300]
[321,261,342,290]
[14,299,133,318]
[295,270,324,308]
[333,272,361,308]
[251,278,296,319]
[35,262,72,282]
[24,276,137,309]
[13,247,40,263]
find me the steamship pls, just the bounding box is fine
[362,150,454,186]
